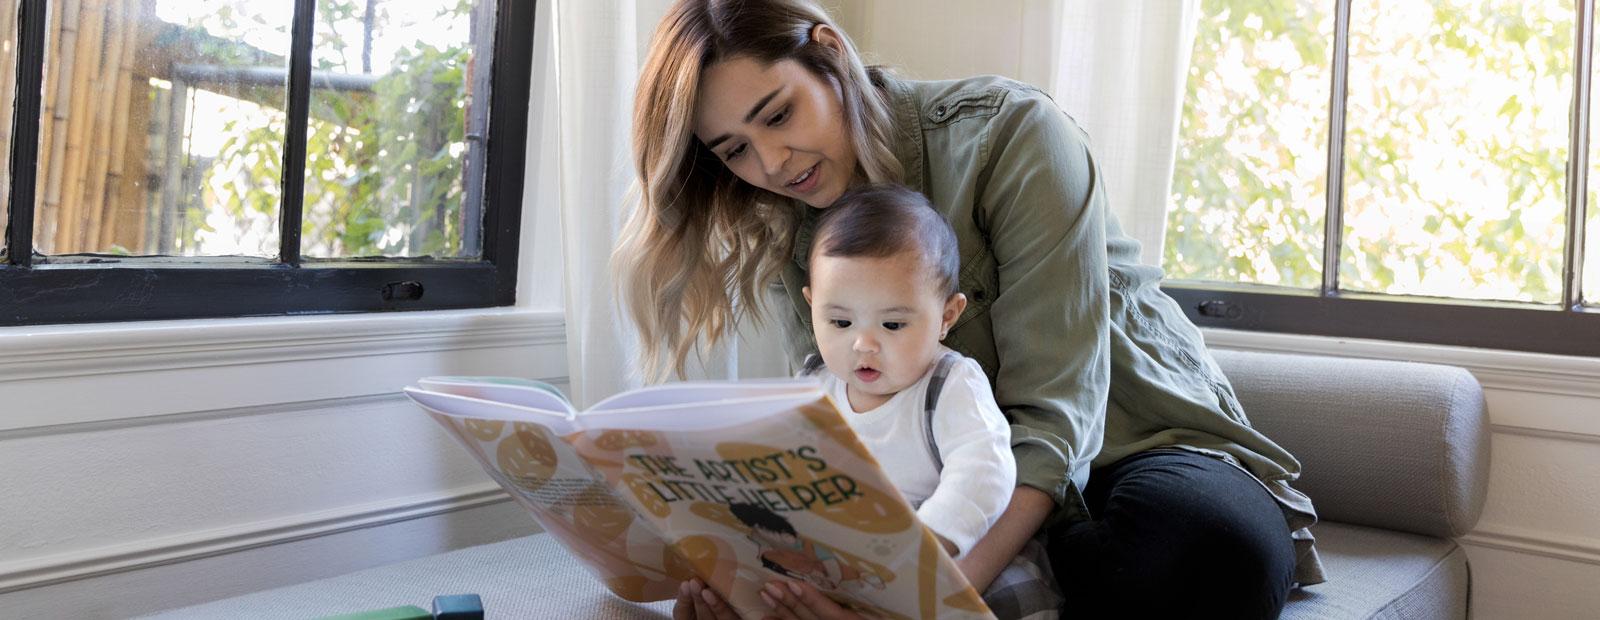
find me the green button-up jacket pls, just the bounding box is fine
[776,73,1325,585]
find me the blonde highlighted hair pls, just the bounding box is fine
[614,0,902,381]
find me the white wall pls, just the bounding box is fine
[0,312,562,617]
[829,0,1059,88]
[836,2,1600,618]
[0,1,564,617]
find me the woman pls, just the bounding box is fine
[615,1,1323,618]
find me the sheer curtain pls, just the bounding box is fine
[549,0,789,408]
[1051,0,1201,267]
[830,0,1199,266]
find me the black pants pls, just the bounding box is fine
[1047,449,1296,619]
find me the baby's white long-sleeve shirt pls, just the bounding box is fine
[819,350,1016,557]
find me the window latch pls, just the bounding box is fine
[382,281,425,301]
[1198,300,1242,320]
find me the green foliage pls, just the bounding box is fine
[1167,0,1578,304]
[1165,0,1330,289]
[1589,195,1600,305]
[203,0,474,258]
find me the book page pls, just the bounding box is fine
[404,387,578,436]
[580,381,830,433]
[407,390,680,602]
[416,376,575,415]
[587,379,820,413]
[565,392,993,619]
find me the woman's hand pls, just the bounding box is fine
[673,579,739,620]
[759,580,868,620]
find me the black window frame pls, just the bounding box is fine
[1163,0,1600,358]
[1,0,534,326]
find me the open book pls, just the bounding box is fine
[403,376,993,620]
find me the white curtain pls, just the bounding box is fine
[1051,0,1201,267]
[549,0,790,408]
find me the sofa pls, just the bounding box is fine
[148,349,1491,619]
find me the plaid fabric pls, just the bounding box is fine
[981,536,1063,620]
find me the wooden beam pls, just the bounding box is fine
[39,0,75,253]
[88,0,131,250]
[107,0,147,252]
[59,0,108,251]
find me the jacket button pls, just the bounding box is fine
[934,104,947,117]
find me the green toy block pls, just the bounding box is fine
[432,593,485,619]
[316,605,432,620]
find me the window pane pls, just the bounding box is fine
[1165,0,1333,289]
[300,0,493,259]
[1588,3,1600,307]
[32,1,291,258]
[1340,1,1572,304]
[0,0,17,258]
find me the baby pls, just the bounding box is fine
[712,184,1060,618]
[801,183,1015,560]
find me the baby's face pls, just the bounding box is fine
[805,250,962,412]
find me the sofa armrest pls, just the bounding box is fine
[1209,348,1490,539]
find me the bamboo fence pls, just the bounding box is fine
[33,0,150,255]
[0,1,17,235]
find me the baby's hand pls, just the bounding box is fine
[759,580,867,620]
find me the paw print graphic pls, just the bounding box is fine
[868,537,895,557]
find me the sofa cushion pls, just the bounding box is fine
[148,522,1467,620]
[1286,522,1468,620]
[1211,349,1490,540]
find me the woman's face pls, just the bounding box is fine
[694,56,858,208]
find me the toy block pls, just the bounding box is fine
[431,593,485,619]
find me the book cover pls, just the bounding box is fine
[405,377,993,619]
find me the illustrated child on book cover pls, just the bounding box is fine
[730,502,885,592]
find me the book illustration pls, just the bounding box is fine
[406,379,994,619]
[728,502,885,592]
[433,415,681,602]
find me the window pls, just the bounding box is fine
[0,0,533,325]
[1164,0,1599,357]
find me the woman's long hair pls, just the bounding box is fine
[614,0,902,381]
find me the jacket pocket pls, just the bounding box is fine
[922,89,1004,129]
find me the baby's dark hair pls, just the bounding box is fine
[729,502,798,537]
[810,184,960,297]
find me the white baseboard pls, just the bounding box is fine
[1462,523,1600,567]
[1489,423,1600,446]
[1202,328,1600,399]
[1204,328,1600,442]
[0,309,569,432]
[0,483,512,594]
[0,498,538,619]
[0,309,565,382]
